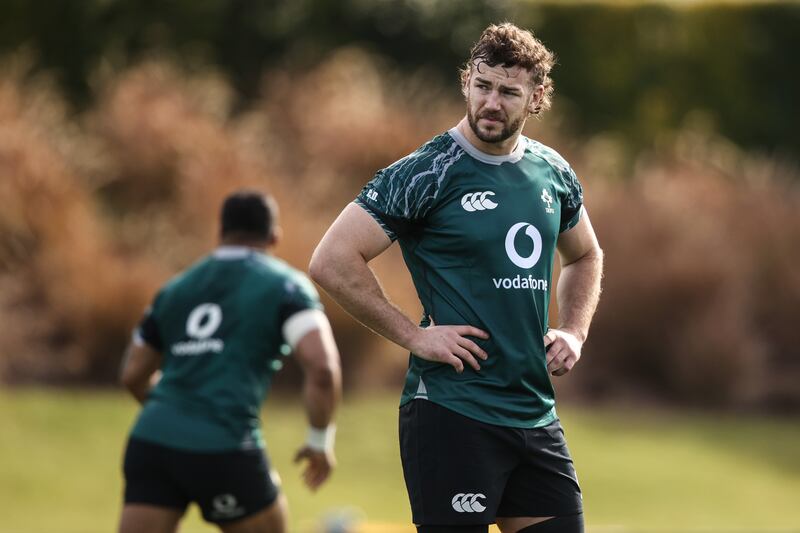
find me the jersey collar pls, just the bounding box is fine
[212,245,255,260]
[448,127,528,165]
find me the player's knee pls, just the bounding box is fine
[416,525,488,533]
[515,513,584,533]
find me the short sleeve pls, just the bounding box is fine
[559,165,584,233]
[355,138,464,240]
[134,292,164,351]
[277,275,323,328]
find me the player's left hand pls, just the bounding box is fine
[294,446,336,491]
[544,328,583,376]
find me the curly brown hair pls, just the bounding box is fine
[460,22,556,115]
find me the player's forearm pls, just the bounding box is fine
[311,253,421,352]
[556,247,603,342]
[303,364,341,429]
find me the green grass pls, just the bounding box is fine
[1,389,799,532]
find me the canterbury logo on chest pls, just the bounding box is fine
[461,191,497,211]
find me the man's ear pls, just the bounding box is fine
[528,84,545,114]
[269,225,283,247]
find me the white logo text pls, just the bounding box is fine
[172,303,224,356]
[492,275,548,291]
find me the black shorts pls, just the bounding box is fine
[123,437,279,524]
[399,400,582,526]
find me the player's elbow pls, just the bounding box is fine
[309,245,337,290]
[119,366,140,393]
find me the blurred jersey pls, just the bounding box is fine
[356,128,583,428]
[131,246,321,451]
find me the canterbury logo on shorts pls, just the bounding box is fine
[451,492,487,512]
[461,191,498,212]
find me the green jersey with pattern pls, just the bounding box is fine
[356,128,583,428]
[131,246,321,451]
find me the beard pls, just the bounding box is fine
[467,105,525,144]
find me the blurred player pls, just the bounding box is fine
[310,23,602,533]
[119,190,341,533]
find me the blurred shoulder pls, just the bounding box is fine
[250,254,317,295]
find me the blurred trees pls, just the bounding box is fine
[1,1,798,156]
[1,2,799,411]
[1,55,799,411]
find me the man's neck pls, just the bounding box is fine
[456,117,522,156]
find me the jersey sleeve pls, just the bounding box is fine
[277,274,325,349]
[277,274,323,328]
[558,165,584,233]
[355,140,463,240]
[134,292,164,351]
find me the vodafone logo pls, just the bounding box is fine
[172,303,225,356]
[504,222,542,269]
[461,191,497,212]
[451,493,487,513]
[186,303,222,338]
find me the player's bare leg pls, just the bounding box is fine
[118,504,183,533]
[497,514,583,533]
[497,516,553,532]
[220,493,288,533]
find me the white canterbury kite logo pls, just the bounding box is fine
[451,493,487,513]
[461,191,498,212]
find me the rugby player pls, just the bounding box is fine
[310,23,603,533]
[119,190,341,533]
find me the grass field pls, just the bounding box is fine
[1,389,799,532]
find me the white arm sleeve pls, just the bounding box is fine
[282,308,329,350]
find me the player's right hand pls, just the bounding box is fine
[294,446,335,491]
[409,322,489,373]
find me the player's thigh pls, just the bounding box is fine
[497,514,584,533]
[118,503,183,533]
[496,419,582,520]
[219,493,288,533]
[399,400,519,526]
[182,447,281,525]
[495,516,553,533]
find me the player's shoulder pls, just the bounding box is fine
[379,132,465,184]
[248,254,317,295]
[524,138,582,189]
[525,138,574,175]
[159,255,212,293]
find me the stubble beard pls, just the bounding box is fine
[467,103,525,145]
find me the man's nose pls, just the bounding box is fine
[484,91,501,109]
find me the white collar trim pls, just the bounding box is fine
[448,127,527,165]
[213,245,254,260]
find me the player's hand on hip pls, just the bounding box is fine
[544,328,583,376]
[294,446,335,491]
[409,321,489,373]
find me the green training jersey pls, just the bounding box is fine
[130,246,321,451]
[355,128,583,428]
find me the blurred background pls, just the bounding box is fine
[1,1,798,532]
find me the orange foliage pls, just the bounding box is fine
[1,55,798,410]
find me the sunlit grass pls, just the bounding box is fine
[1,389,799,532]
